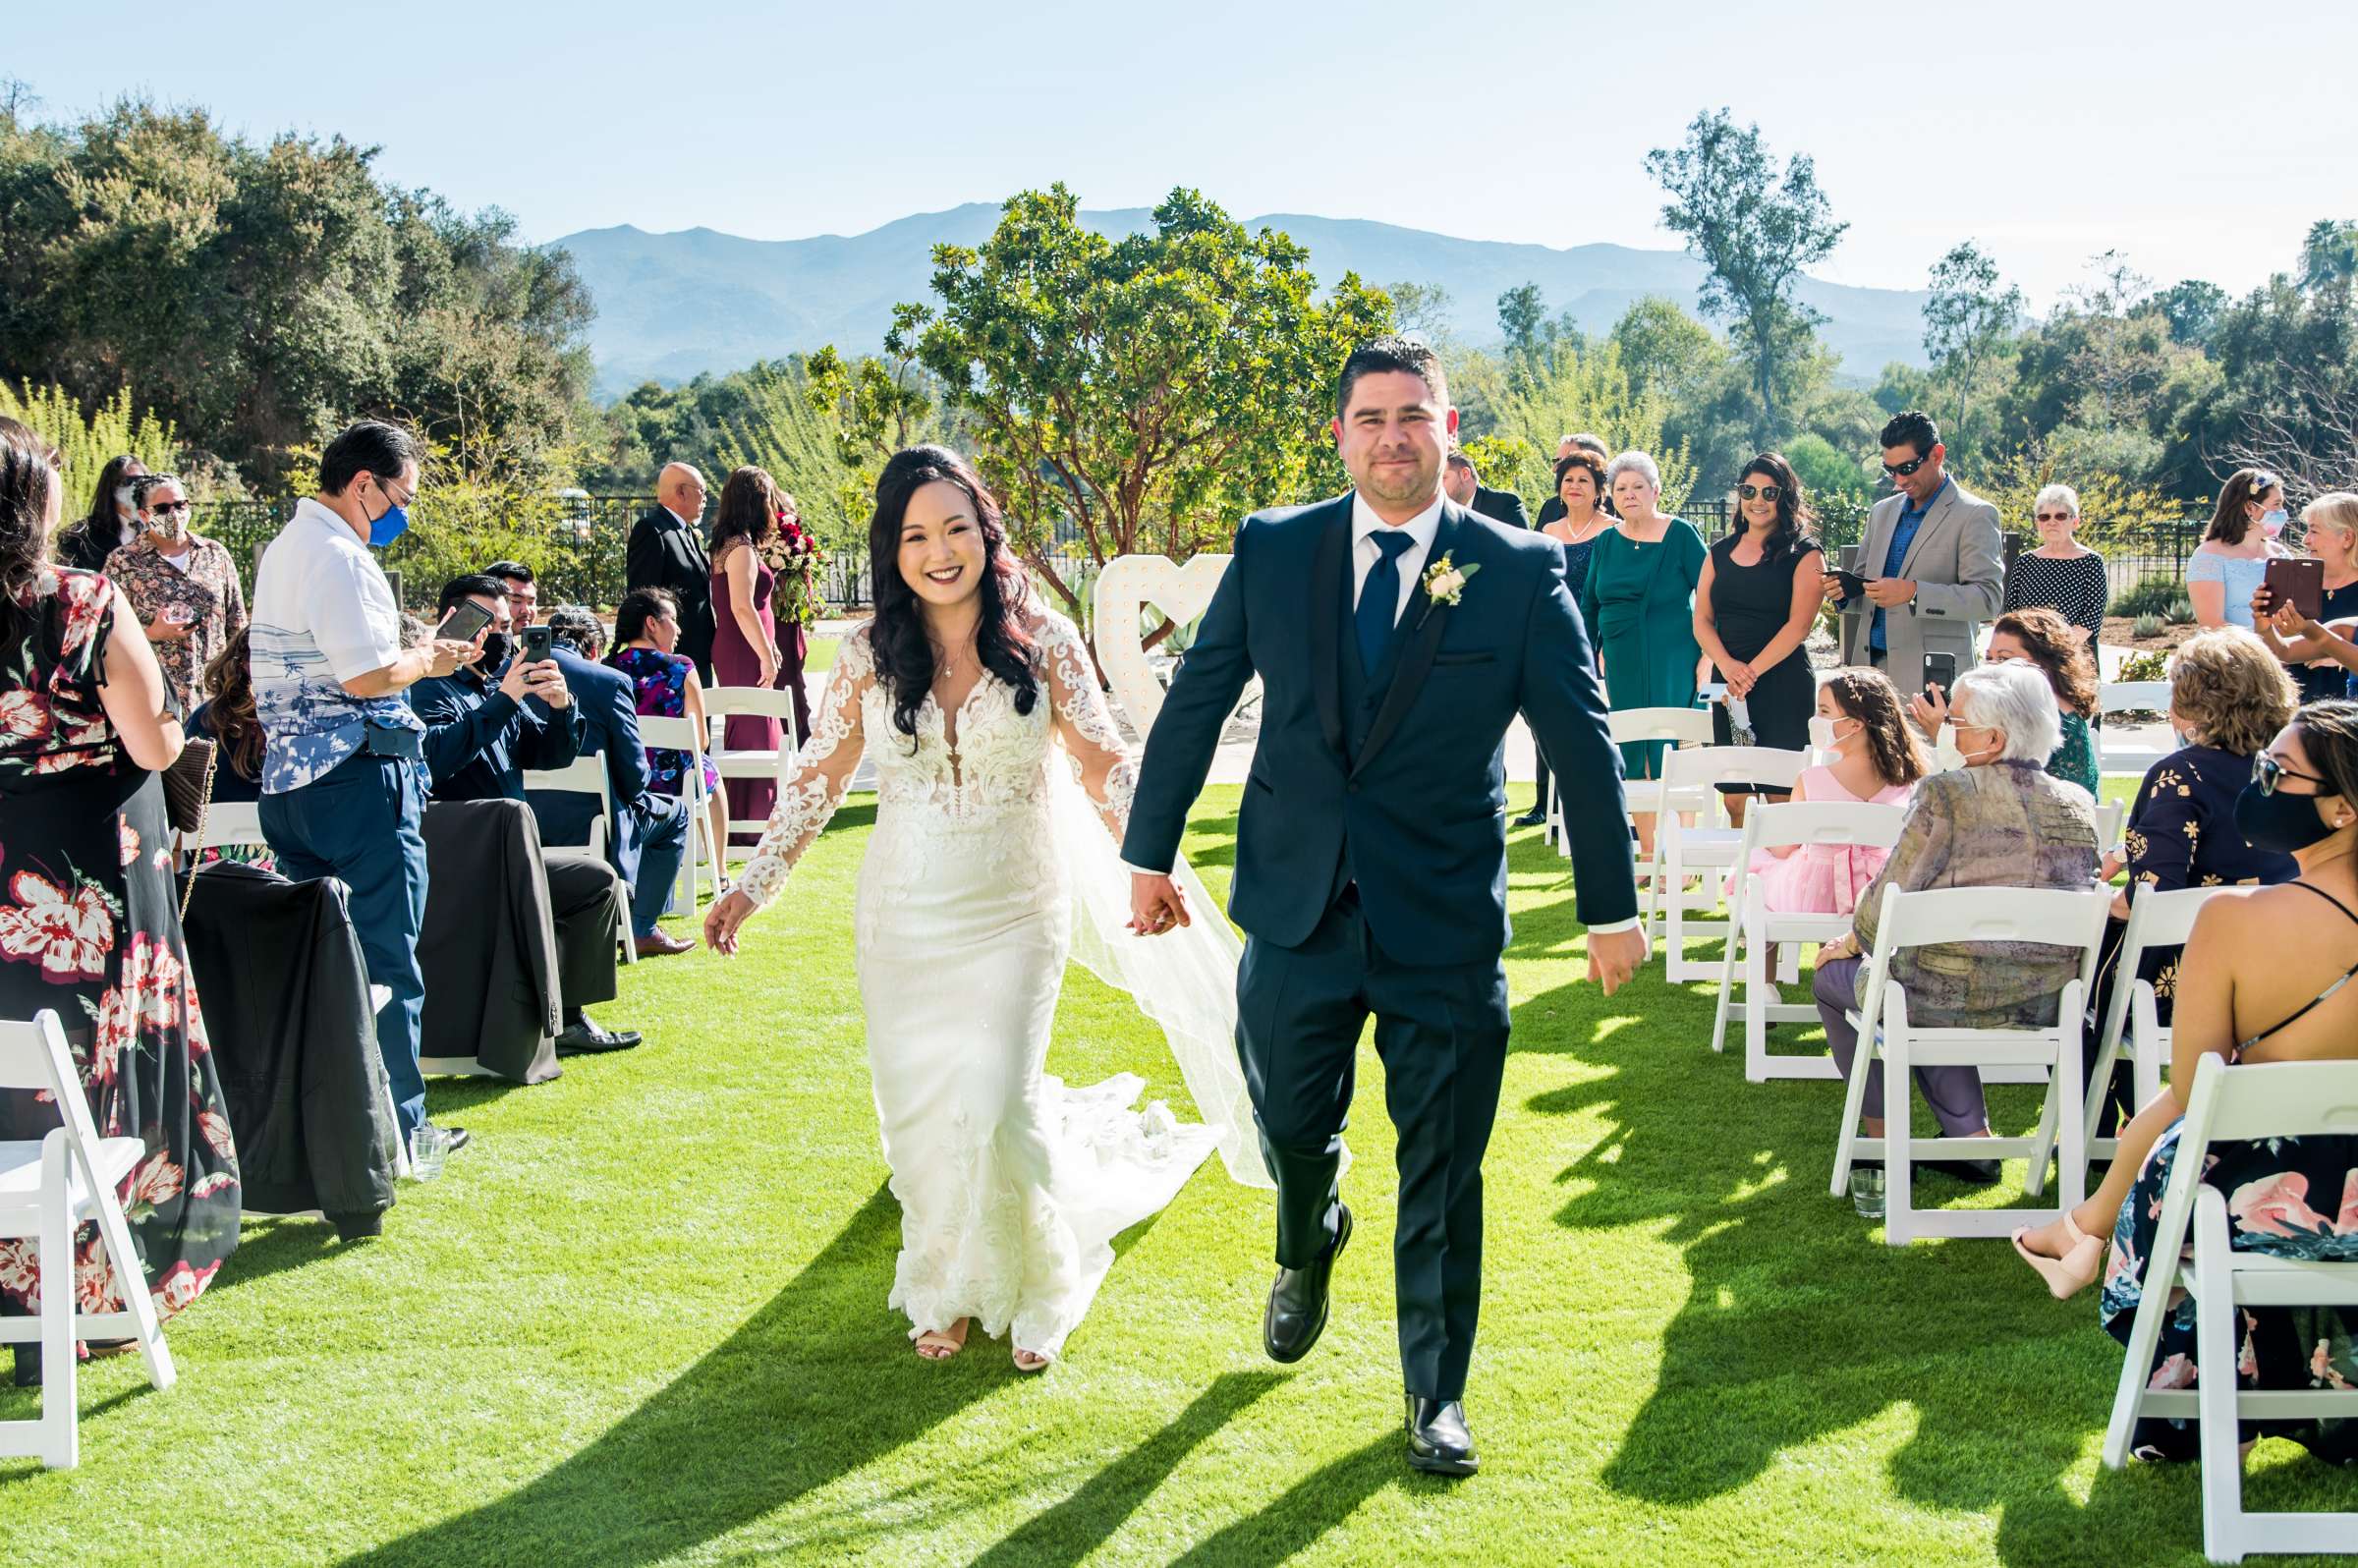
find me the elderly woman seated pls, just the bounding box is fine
[1812,661,2104,1185]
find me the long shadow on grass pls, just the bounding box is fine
[962,1370,1283,1567]
[1518,932,2137,1556]
[1164,1433,1414,1564]
[338,1184,1004,1568]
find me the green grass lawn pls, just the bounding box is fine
[805,635,837,675]
[5,782,2343,1566]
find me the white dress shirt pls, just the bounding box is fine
[1350,488,1445,628]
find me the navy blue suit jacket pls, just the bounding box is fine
[1122,493,1637,965]
[527,646,669,890]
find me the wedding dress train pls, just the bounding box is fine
[735,613,1248,1357]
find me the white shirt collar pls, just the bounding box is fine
[1350,488,1446,556]
[663,505,700,532]
[293,495,366,545]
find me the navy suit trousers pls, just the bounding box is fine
[260,752,430,1140]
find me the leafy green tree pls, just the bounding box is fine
[1609,297,1724,406]
[1921,241,2022,457]
[0,381,181,531]
[2299,220,2358,292]
[1783,431,1871,502]
[1477,338,1693,513]
[912,184,1391,620]
[1644,108,1847,445]
[2148,279,2228,347]
[1384,280,1455,345]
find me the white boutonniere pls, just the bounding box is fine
[1417,552,1479,626]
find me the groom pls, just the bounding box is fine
[1123,337,1645,1476]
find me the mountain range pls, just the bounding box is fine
[549,203,1935,400]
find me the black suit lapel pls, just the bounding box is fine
[1309,503,1349,763]
[1352,505,1463,780]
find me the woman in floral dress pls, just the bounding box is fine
[0,420,239,1380]
[606,587,728,883]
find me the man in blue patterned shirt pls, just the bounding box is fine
[251,421,477,1150]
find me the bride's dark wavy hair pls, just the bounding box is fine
[868,445,1038,744]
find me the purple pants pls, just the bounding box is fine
[1813,955,1991,1136]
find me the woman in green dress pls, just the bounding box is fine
[1581,451,1708,855]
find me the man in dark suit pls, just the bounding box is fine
[1442,449,1530,530]
[531,605,697,959]
[1124,337,1645,1478]
[626,462,716,680]
[407,577,640,1055]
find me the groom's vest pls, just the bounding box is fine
[1330,576,1411,903]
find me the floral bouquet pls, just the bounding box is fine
[763,504,826,630]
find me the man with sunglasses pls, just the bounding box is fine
[1826,410,2003,695]
[104,472,247,712]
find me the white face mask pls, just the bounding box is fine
[1948,723,2003,765]
[1808,714,1854,751]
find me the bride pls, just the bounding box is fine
[703,444,1254,1370]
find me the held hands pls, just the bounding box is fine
[1862,577,1917,608]
[499,655,571,708]
[1720,659,1759,699]
[1588,925,1647,996]
[1128,870,1191,937]
[703,889,756,957]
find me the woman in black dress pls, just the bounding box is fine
[2001,482,2108,646]
[0,420,240,1383]
[1693,452,1825,822]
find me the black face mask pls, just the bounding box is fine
[2234,780,2342,856]
[477,632,511,674]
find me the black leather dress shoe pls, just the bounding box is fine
[421,1122,470,1152]
[1511,811,1547,827]
[1263,1204,1351,1364]
[1924,1157,2000,1185]
[555,1016,643,1055]
[1406,1394,1478,1476]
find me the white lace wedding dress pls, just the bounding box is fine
[735,611,1241,1358]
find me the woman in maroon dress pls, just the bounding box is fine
[709,468,783,842]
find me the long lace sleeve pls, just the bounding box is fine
[1039,611,1137,842]
[734,625,873,910]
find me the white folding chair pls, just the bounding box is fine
[2029,885,2229,1174]
[519,756,634,965]
[2098,680,2172,778]
[2097,798,2128,861]
[194,801,267,853]
[638,715,719,907]
[1827,884,2112,1244]
[523,756,614,866]
[1709,800,1909,1081]
[1644,745,1808,981]
[705,687,802,857]
[2102,1054,2358,1562]
[1550,705,1714,858]
[0,1012,176,1470]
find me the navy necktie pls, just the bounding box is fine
[1357,531,1416,674]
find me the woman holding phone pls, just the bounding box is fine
[2187,468,2289,631]
[2252,492,2358,701]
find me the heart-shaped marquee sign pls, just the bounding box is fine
[1093,553,1234,740]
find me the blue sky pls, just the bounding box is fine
[14,1,2352,308]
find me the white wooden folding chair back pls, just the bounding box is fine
[1709,800,1908,1081]
[1646,745,1806,980]
[2096,798,2127,860]
[0,1011,175,1470]
[638,715,718,907]
[2029,885,2229,1176]
[1550,705,1714,857]
[2102,1054,2358,1562]
[523,756,614,865]
[704,686,801,856]
[1826,883,2111,1244]
[2098,680,2172,777]
[194,801,267,853]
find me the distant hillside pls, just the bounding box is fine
[550,203,1932,399]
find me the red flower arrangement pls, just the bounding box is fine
[762,504,826,631]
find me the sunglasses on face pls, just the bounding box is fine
[1736,483,1782,501]
[149,500,191,515]
[2253,752,2330,796]
[2035,511,2074,523]
[1881,454,1932,477]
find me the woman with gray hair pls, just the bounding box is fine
[1810,661,2101,1200]
[1579,449,1707,855]
[2000,482,2106,645]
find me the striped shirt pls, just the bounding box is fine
[248,498,422,793]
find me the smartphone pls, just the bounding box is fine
[1825,567,1868,599]
[2262,556,2326,621]
[519,625,554,665]
[433,600,493,643]
[1922,650,1958,697]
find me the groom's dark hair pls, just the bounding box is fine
[1336,336,1449,420]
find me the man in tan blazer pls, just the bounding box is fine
[1827,411,2003,694]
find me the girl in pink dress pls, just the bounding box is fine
[1749,669,1929,914]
